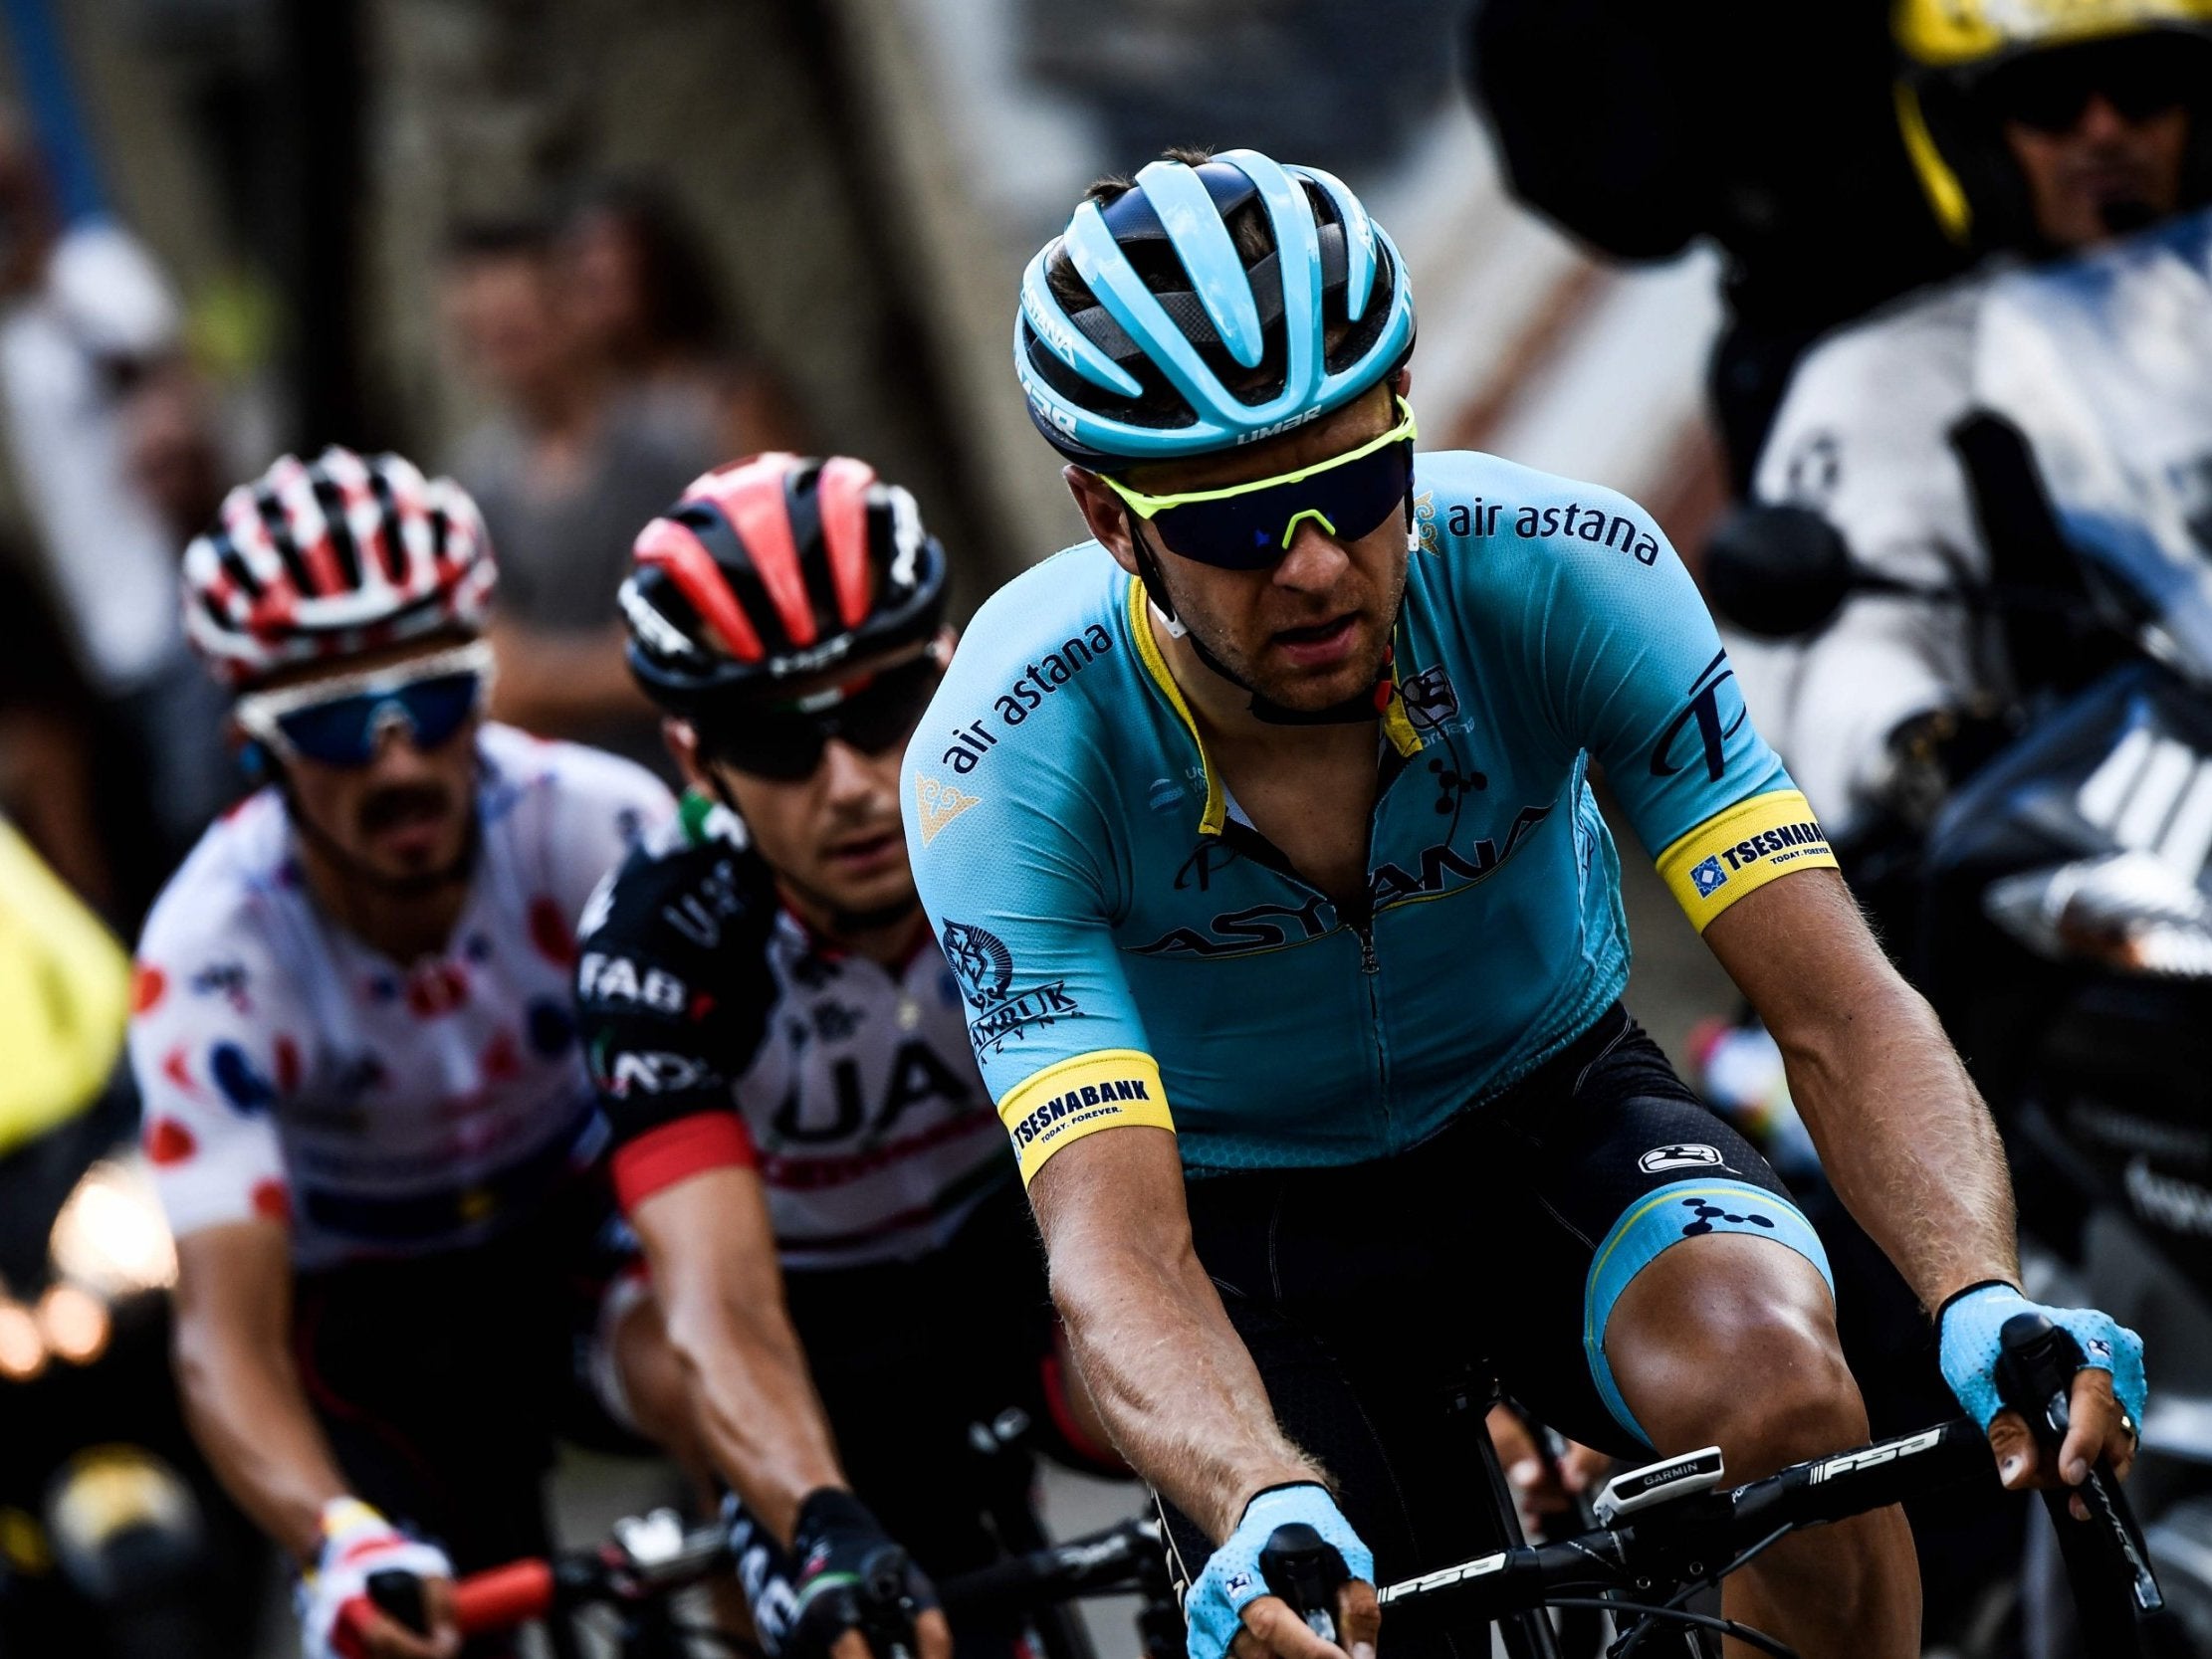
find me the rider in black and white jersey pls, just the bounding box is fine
[574,453,1120,1659]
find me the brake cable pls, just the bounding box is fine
[1607,1523,1796,1659]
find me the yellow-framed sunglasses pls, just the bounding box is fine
[1098,399,1419,569]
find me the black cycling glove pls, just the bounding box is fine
[731,1488,937,1659]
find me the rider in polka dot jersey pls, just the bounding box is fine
[128,448,689,1659]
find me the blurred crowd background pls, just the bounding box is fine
[0,0,1890,962]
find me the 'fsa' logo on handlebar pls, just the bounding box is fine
[1379,1554,1508,1604]
[1808,1428,1943,1484]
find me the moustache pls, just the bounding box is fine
[357,783,456,837]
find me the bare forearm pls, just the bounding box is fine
[1715,871,2018,1311]
[1781,973,2017,1308]
[1051,1225,1320,1543]
[663,1286,846,1544]
[174,1327,349,1560]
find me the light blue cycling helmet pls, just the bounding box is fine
[1015,147,1417,468]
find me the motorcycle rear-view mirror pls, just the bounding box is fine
[1702,503,1859,640]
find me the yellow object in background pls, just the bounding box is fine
[0,818,129,1157]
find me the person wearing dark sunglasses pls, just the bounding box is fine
[1897,0,2212,254]
[1739,0,2212,843]
[896,145,2146,1659]
[134,446,718,1659]
[1720,2,2212,1640]
[1978,32,2195,247]
[577,453,1125,1659]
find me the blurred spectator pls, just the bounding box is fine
[0,551,111,912]
[444,214,704,771]
[556,177,808,461]
[122,359,229,541]
[0,108,232,920]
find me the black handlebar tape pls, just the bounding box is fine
[367,1568,430,1635]
[1995,1311,2167,1621]
[1259,1523,1348,1643]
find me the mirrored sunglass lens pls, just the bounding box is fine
[272,673,482,764]
[392,674,484,749]
[1155,490,1306,568]
[1152,442,1411,568]
[274,695,384,764]
[1315,441,1417,540]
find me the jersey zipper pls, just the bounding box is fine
[1346,907,1390,1138]
[1215,757,1409,1141]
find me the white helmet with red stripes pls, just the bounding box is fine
[181,447,498,688]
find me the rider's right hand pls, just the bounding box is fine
[1191,1484,1380,1659]
[297,1498,459,1659]
[778,1488,952,1659]
[1937,1282,2145,1514]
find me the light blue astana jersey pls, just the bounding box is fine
[904,449,1835,1182]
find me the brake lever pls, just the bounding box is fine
[857,1545,921,1659]
[1259,1523,1349,1644]
[1995,1312,2163,1618]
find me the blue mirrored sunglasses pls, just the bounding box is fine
[235,642,494,768]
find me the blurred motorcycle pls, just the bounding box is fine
[1708,430,2212,1649]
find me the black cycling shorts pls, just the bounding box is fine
[291,1171,645,1575]
[776,1177,1120,1584]
[1157,1004,1830,1630]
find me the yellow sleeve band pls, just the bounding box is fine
[997,1047,1174,1184]
[1655,788,1837,933]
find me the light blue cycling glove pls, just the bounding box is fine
[1187,1484,1374,1659]
[1937,1281,2146,1436]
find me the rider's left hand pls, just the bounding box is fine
[1936,1281,2144,1519]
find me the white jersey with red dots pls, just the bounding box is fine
[129,724,674,1271]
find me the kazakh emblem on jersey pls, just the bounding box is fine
[941,921,1014,1009]
[1401,665,1459,731]
[1413,490,1438,554]
[1689,856,1729,898]
[915,773,983,845]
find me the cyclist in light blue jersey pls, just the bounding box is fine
[905,146,2144,1659]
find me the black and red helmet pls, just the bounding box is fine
[618,453,947,716]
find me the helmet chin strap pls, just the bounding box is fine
[1126,506,1412,727]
